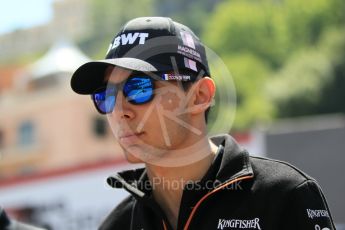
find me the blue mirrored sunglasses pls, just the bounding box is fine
[91,73,193,114]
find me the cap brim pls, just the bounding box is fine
[71,58,170,94]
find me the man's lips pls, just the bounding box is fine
[118,132,144,138]
[118,132,144,144]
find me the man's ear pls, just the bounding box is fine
[188,77,215,115]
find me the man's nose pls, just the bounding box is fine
[111,91,135,120]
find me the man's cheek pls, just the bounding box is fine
[157,88,186,113]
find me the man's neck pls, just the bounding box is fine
[145,139,218,229]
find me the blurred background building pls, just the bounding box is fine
[0,0,90,62]
[0,0,344,229]
[0,39,123,178]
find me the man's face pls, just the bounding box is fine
[105,67,200,164]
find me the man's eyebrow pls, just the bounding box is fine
[105,75,128,85]
[103,67,115,81]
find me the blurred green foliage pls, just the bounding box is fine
[203,0,345,130]
[268,28,345,117]
[78,0,154,58]
[79,0,219,58]
[153,0,220,35]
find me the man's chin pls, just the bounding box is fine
[122,146,147,163]
[124,152,145,163]
[122,145,166,164]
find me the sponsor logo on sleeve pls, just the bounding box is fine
[306,209,330,219]
[217,218,261,230]
[314,224,330,230]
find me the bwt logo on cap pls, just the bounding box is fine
[107,32,149,54]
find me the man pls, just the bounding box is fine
[71,17,335,230]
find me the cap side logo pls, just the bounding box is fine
[162,73,191,81]
[184,57,197,71]
[180,31,195,49]
[106,32,149,54]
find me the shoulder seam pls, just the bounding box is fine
[294,178,318,190]
[250,156,314,181]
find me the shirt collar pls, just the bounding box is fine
[107,134,254,197]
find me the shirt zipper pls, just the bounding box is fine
[181,175,254,230]
[162,220,168,230]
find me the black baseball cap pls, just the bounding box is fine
[71,17,210,94]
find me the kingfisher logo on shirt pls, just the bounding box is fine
[217,218,261,230]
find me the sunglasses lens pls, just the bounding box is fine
[93,87,116,114]
[124,77,153,104]
[92,76,154,114]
